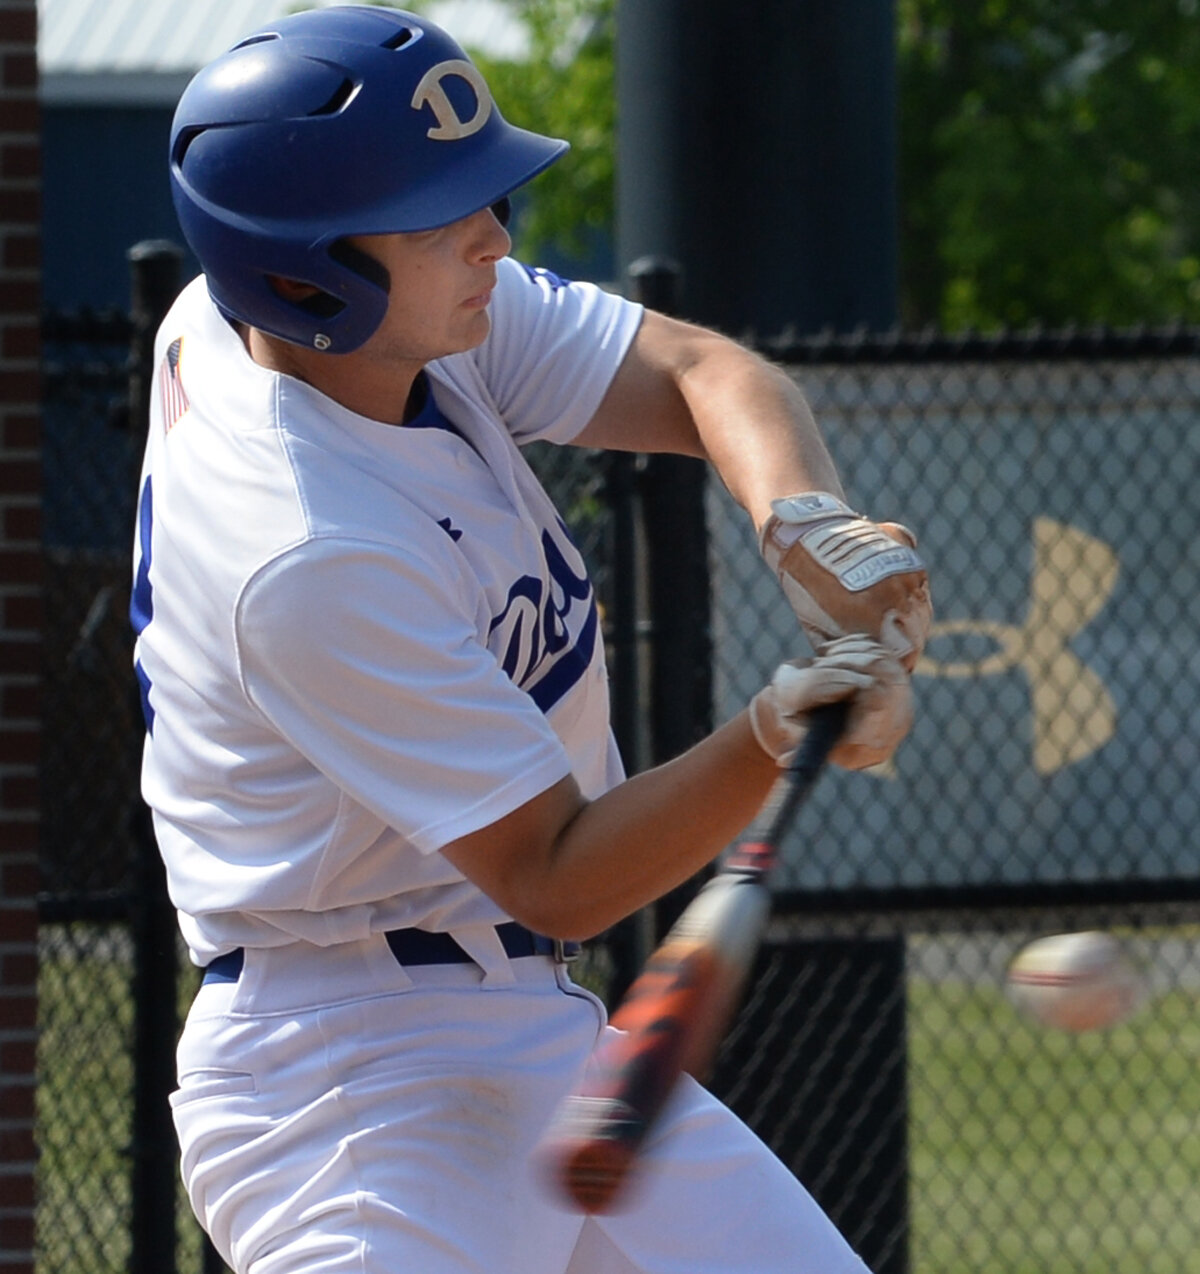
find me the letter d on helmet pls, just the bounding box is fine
[169,5,568,353]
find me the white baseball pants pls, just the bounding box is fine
[172,933,873,1274]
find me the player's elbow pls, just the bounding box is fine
[439,775,609,941]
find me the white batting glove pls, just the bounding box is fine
[759,493,932,672]
[749,635,913,771]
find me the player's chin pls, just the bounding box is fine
[460,304,493,340]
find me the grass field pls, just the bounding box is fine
[34,926,1200,1274]
[907,946,1200,1274]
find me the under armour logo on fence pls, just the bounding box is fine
[918,517,1119,774]
[411,59,493,140]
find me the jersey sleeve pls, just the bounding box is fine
[473,257,644,445]
[234,533,573,855]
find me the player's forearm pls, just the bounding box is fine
[580,314,845,530]
[442,713,779,942]
[676,342,845,530]
[538,715,778,938]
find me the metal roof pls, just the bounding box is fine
[39,0,529,103]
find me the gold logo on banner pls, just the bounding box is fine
[916,517,1119,774]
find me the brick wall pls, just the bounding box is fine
[0,2,39,1272]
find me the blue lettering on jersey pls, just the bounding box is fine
[489,521,598,713]
[437,516,463,542]
[130,476,155,731]
[518,263,571,292]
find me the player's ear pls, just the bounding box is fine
[263,272,345,323]
[265,241,391,325]
[267,276,322,303]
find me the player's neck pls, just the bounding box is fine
[245,326,423,425]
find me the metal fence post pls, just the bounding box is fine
[627,257,714,941]
[126,239,183,1274]
[601,440,655,1002]
[628,258,712,765]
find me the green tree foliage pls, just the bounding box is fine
[468,0,614,265]
[482,0,1200,327]
[395,0,614,266]
[899,1,1200,329]
[306,2,1200,329]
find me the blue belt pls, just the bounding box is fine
[202,922,581,986]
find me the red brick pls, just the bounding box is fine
[0,9,37,46]
[0,96,39,134]
[0,141,36,181]
[1,233,36,271]
[0,773,36,809]
[0,280,37,313]
[0,590,40,631]
[2,54,36,92]
[0,460,38,494]
[0,549,40,584]
[0,371,38,406]
[0,502,37,540]
[0,413,36,448]
[0,683,38,719]
[0,991,34,1032]
[0,1171,33,1208]
[0,854,38,894]
[0,1127,36,1164]
[0,725,37,764]
[0,614,39,647]
[0,910,35,948]
[0,1211,34,1251]
[0,949,36,986]
[0,1080,34,1123]
[0,1040,35,1075]
[0,187,38,222]
[0,371,38,402]
[1,322,36,360]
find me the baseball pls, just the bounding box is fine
[1006,931,1145,1032]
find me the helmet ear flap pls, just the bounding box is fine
[282,241,390,344]
[265,242,390,328]
[328,239,391,295]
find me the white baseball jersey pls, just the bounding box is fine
[131,257,644,965]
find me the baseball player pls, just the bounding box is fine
[132,7,931,1274]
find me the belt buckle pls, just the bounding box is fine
[553,938,581,964]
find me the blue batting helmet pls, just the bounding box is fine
[169,5,568,352]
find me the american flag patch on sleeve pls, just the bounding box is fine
[158,337,190,432]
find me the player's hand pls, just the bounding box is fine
[759,492,932,672]
[749,635,912,770]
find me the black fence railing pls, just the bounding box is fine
[36,247,1200,1274]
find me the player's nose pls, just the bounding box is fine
[468,204,512,263]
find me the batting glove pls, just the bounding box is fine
[749,635,912,771]
[759,492,932,672]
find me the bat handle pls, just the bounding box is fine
[755,698,849,845]
[792,697,850,771]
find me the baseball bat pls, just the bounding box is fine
[547,699,849,1213]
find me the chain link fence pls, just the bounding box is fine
[707,334,1200,1273]
[38,304,139,1274]
[37,261,1200,1274]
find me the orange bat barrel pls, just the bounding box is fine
[550,876,771,1213]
